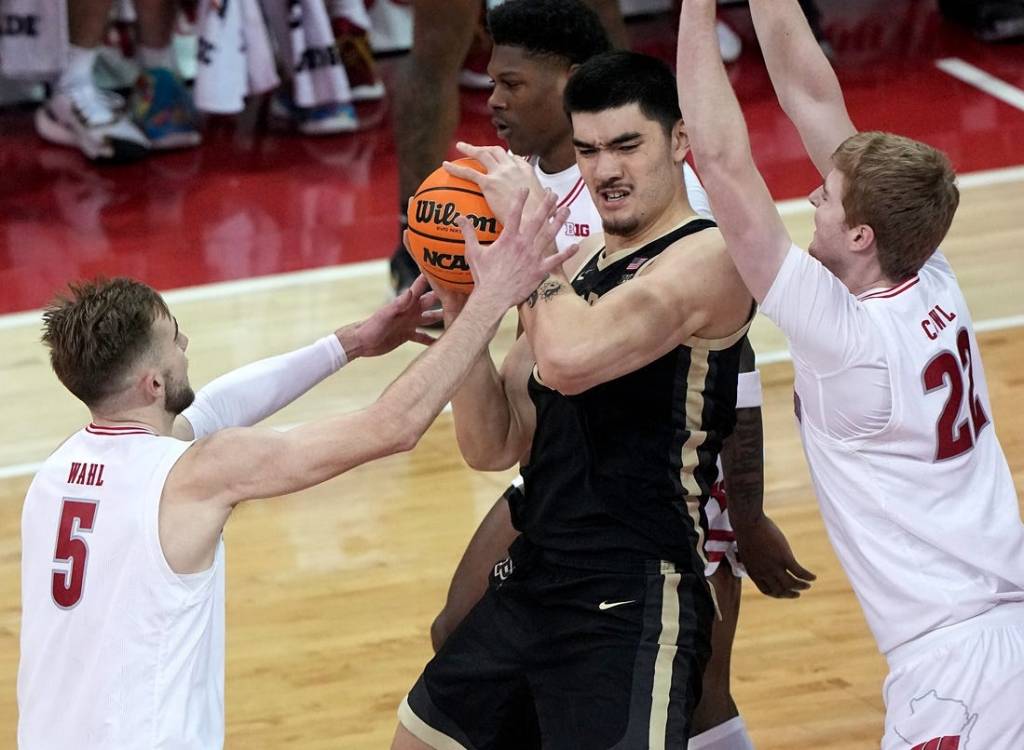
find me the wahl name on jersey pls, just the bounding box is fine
[67,462,106,487]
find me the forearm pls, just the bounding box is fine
[748,0,841,112]
[720,406,765,529]
[450,352,522,470]
[677,0,755,178]
[747,0,856,174]
[178,334,348,440]
[378,293,505,448]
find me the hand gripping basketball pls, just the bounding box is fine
[460,188,578,308]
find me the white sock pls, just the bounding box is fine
[690,716,755,750]
[57,45,99,92]
[138,44,176,73]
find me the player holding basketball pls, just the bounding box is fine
[17,192,572,749]
[677,0,1024,747]
[427,3,812,749]
[393,51,760,749]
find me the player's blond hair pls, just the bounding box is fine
[42,278,171,407]
[832,131,959,281]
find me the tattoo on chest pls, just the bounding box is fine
[526,278,565,309]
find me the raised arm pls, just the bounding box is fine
[748,0,857,177]
[676,0,793,302]
[165,191,572,509]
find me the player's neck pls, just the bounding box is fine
[536,140,577,175]
[839,256,900,297]
[89,406,174,437]
[604,186,696,253]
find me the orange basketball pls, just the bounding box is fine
[406,158,502,294]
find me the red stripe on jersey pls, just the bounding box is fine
[707,529,735,542]
[86,423,156,437]
[557,178,585,209]
[859,276,920,301]
[705,550,725,562]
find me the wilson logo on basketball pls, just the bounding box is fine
[414,199,498,235]
[422,249,470,271]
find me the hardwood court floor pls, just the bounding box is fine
[0,177,1021,748]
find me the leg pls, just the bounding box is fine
[689,567,756,749]
[391,724,434,750]
[134,0,176,50]
[131,0,201,149]
[390,0,479,291]
[691,566,740,735]
[431,489,520,652]
[396,554,541,750]
[35,0,150,161]
[68,0,116,50]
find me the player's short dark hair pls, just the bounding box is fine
[487,0,611,67]
[564,51,682,134]
[42,277,170,407]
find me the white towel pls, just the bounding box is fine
[194,0,278,114]
[262,0,350,108]
[0,0,68,79]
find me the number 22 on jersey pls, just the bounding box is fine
[51,498,99,609]
[923,327,990,461]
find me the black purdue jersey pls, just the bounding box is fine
[517,219,753,569]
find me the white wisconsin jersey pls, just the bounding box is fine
[761,246,1024,653]
[531,158,711,253]
[19,423,226,750]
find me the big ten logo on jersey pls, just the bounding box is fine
[563,221,591,239]
[414,199,498,235]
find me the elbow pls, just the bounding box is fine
[456,431,517,471]
[371,402,424,456]
[533,347,592,396]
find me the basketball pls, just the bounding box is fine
[405,158,502,294]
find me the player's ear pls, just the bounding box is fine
[848,222,875,253]
[670,119,690,161]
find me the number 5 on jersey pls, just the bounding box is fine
[52,499,98,609]
[923,328,990,461]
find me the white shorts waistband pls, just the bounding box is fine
[886,601,1024,670]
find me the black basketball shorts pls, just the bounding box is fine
[399,537,715,749]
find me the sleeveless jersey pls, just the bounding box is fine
[518,219,752,570]
[761,246,1024,653]
[18,424,226,749]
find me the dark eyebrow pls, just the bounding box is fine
[173,317,179,341]
[608,132,642,146]
[572,132,643,150]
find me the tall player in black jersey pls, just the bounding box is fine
[393,52,763,750]
[424,4,814,750]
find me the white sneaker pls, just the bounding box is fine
[35,84,150,163]
[716,21,742,64]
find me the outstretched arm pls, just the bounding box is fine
[167,191,574,508]
[172,278,441,440]
[748,0,857,177]
[676,0,792,302]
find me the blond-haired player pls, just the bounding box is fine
[677,1,1024,747]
